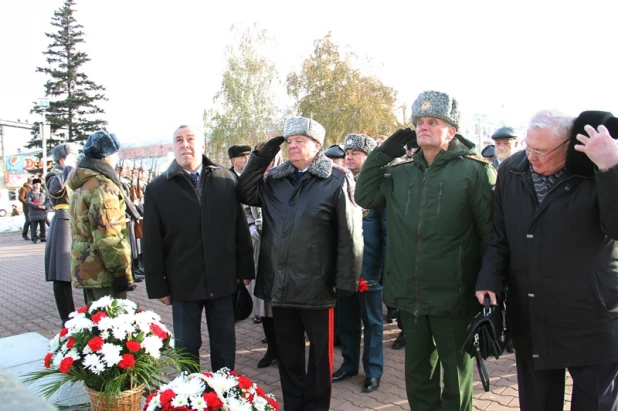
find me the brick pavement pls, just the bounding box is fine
[0,231,573,410]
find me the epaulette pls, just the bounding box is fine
[332,163,348,174]
[464,154,491,165]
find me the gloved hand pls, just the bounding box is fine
[249,224,261,241]
[336,288,355,299]
[112,276,130,293]
[256,136,285,160]
[380,128,416,158]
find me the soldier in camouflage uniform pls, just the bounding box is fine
[67,130,133,303]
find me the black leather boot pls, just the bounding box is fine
[258,317,277,368]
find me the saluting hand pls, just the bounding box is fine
[575,124,618,171]
[256,136,285,160]
[380,128,417,158]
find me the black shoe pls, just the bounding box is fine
[32,238,38,244]
[257,351,277,368]
[133,274,145,283]
[392,331,405,350]
[261,337,268,344]
[332,368,358,382]
[22,234,29,241]
[253,315,262,324]
[506,336,515,353]
[127,283,137,292]
[40,239,46,242]
[386,308,397,323]
[362,377,380,393]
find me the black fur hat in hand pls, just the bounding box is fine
[567,111,618,177]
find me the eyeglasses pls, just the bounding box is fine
[524,139,569,158]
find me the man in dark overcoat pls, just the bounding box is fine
[238,117,363,411]
[143,124,254,371]
[476,110,618,410]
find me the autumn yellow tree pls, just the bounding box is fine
[286,33,399,147]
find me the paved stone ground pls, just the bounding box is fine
[0,231,573,410]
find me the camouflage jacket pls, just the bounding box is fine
[67,156,132,289]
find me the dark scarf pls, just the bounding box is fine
[530,165,568,205]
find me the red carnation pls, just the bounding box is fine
[87,336,105,352]
[59,357,74,374]
[266,396,279,410]
[66,337,75,349]
[237,375,253,390]
[203,392,223,409]
[255,387,266,397]
[118,353,136,369]
[230,370,238,376]
[77,306,88,314]
[358,277,369,293]
[159,389,175,406]
[44,352,53,368]
[150,324,167,339]
[126,340,141,352]
[91,311,108,323]
[59,328,69,337]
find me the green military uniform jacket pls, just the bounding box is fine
[355,135,496,318]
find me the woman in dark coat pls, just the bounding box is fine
[45,143,79,326]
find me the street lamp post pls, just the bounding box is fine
[38,98,50,176]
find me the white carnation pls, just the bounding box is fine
[110,314,136,340]
[134,311,158,332]
[65,316,94,333]
[118,298,137,313]
[96,316,114,331]
[142,336,163,359]
[99,343,122,367]
[89,296,113,312]
[83,353,104,374]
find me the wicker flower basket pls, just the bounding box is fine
[85,384,145,411]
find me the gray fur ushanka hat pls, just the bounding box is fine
[283,117,326,145]
[343,134,376,155]
[51,142,79,162]
[411,90,461,129]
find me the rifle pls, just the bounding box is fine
[147,157,156,184]
[130,156,143,239]
[136,157,143,202]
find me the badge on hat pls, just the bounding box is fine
[421,101,431,110]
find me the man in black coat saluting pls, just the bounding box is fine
[238,117,363,411]
[143,124,254,371]
[476,110,618,411]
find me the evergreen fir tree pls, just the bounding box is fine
[28,0,107,153]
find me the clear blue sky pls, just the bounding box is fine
[1,0,617,152]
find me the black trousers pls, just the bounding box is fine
[516,354,618,411]
[53,281,75,325]
[30,220,46,240]
[172,295,236,372]
[22,213,30,236]
[273,307,333,411]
